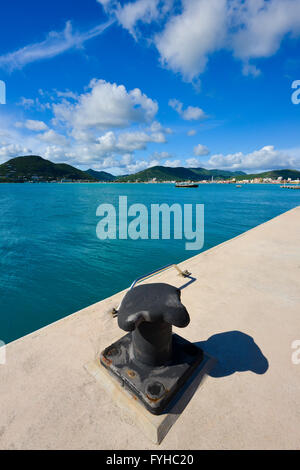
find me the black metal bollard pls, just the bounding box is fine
[100,283,203,414]
[132,320,172,366]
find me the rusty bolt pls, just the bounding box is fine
[145,381,165,402]
[127,370,136,378]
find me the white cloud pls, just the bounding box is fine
[156,0,227,81]
[116,0,160,37]
[8,0,295,84]
[0,143,32,162]
[242,63,261,77]
[164,159,181,167]
[100,0,300,81]
[82,128,167,159]
[53,79,158,130]
[186,157,202,167]
[183,106,206,120]
[17,96,51,111]
[113,157,159,174]
[3,77,168,172]
[97,0,111,7]
[230,0,300,61]
[159,0,300,80]
[125,159,150,173]
[26,120,48,131]
[150,120,172,134]
[98,0,174,37]
[43,145,67,162]
[3,108,300,175]
[55,89,78,100]
[206,145,300,172]
[149,151,173,160]
[0,20,114,71]
[194,144,210,156]
[120,153,133,166]
[121,154,180,174]
[38,129,67,146]
[187,129,196,136]
[92,156,122,170]
[32,125,168,168]
[169,98,206,120]
[17,97,35,108]
[116,130,166,151]
[16,119,49,131]
[71,129,94,142]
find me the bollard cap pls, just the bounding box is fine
[117,283,190,332]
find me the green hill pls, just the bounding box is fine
[116,165,245,182]
[86,169,116,181]
[0,155,96,182]
[235,169,300,181]
[1,156,299,184]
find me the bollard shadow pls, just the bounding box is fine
[196,330,269,377]
[165,330,268,422]
[178,275,196,290]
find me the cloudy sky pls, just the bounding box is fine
[0,0,300,174]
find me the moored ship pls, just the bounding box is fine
[175,182,199,188]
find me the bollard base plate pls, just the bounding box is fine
[100,333,204,415]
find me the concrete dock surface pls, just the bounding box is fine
[1,206,300,449]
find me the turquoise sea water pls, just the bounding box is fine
[0,183,299,343]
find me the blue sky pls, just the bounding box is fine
[0,0,300,175]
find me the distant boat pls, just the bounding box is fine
[236,184,242,188]
[175,182,199,188]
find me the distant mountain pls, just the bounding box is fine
[86,169,116,181]
[235,169,300,180]
[116,165,246,182]
[0,156,96,182]
[1,156,299,184]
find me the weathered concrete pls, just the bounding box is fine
[85,354,216,444]
[1,206,300,449]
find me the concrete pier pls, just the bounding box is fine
[1,206,300,449]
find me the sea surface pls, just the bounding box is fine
[0,182,299,343]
